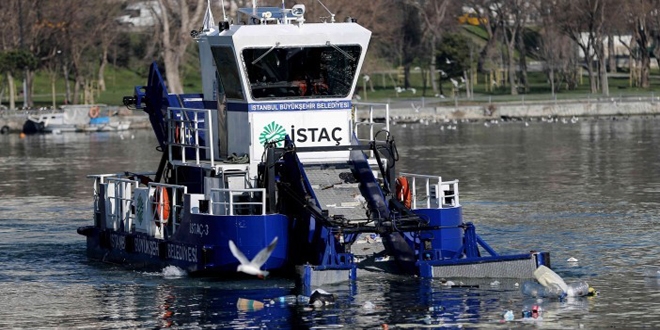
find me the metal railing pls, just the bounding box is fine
[353,102,390,143]
[168,107,215,167]
[105,177,139,231]
[209,188,266,216]
[399,172,460,209]
[149,182,187,234]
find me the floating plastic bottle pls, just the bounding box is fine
[566,281,590,297]
[273,295,309,305]
[428,305,444,312]
[521,281,565,298]
[297,295,310,304]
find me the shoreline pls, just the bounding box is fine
[359,99,660,122]
[3,99,659,135]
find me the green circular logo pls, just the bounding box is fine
[259,121,287,147]
[137,195,144,225]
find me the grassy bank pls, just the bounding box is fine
[7,64,660,108]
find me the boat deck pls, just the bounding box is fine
[304,164,371,224]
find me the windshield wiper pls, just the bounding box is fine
[326,41,355,61]
[251,42,281,65]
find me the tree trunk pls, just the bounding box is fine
[98,46,108,92]
[163,50,184,94]
[507,43,517,95]
[157,0,205,95]
[584,57,597,94]
[8,72,15,110]
[421,67,428,96]
[516,30,528,93]
[25,69,34,108]
[550,67,555,95]
[430,36,438,94]
[478,20,498,72]
[607,34,616,73]
[403,64,411,89]
[51,74,56,108]
[63,62,71,104]
[641,53,650,88]
[74,74,83,104]
[599,54,609,96]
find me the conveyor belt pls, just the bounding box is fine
[304,164,371,223]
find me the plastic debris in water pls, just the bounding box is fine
[237,298,264,312]
[503,310,514,321]
[566,281,590,297]
[521,281,565,298]
[271,294,310,305]
[567,257,579,262]
[309,289,335,307]
[362,301,375,310]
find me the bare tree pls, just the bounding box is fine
[468,0,502,74]
[555,0,609,95]
[154,0,206,94]
[404,0,455,95]
[621,0,657,88]
[494,0,529,95]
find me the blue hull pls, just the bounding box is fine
[79,213,290,276]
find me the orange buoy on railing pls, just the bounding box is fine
[153,186,170,226]
[395,176,412,209]
[89,106,100,118]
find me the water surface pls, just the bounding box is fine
[1,117,659,328]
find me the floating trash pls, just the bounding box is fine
[362,301,375,310]
[237,298,264,312]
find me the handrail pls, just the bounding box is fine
[106,177,139,231]
[209,187,266,216]
[353,102,390,143]
[399,172,460,209]
[149,182,187,234]
[168,107,215,167]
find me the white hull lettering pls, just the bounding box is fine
[190,223,209,237]
[110,234,126,250]
[134,237,159,257]
[168,244,198,263]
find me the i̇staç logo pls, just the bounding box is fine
[259,121,287,147]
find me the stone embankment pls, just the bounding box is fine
[357,99,660,122]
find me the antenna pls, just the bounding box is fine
[316,0,335,23]
[202,0,215,31]
[220,0,227,21]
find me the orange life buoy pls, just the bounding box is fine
[395,176,412,209]
[89,106,100,118]
[153,186,170,225]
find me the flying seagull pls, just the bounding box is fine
[229,237,278,278]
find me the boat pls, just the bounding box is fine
[78,2,550,293]
[22,105,127,134]
[76,118,132,132]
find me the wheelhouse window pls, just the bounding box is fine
[243,45,361,100]
[211,46,244,100]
